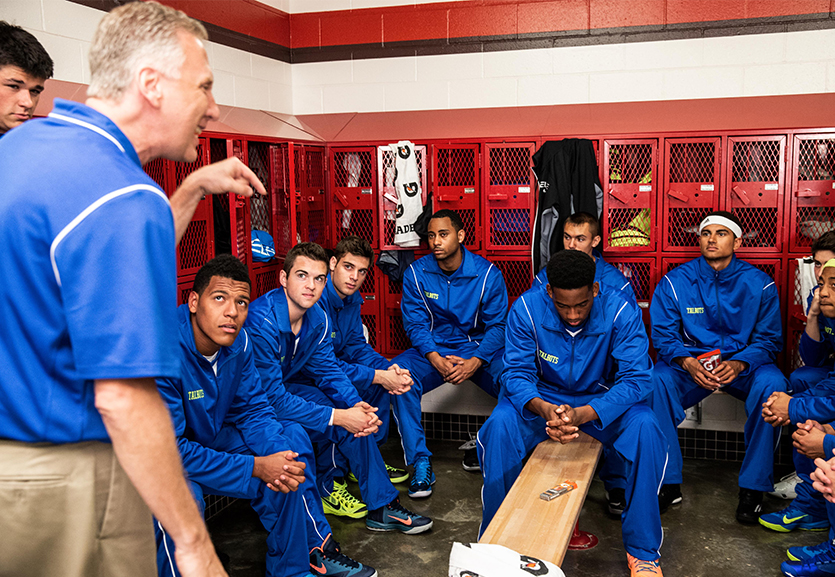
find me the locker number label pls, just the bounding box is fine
[701,184,714,191]
[518,186,531,193]
[639,185,652,192]
[765,183,779,190]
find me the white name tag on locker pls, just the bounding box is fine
[361,188,372,194]
[765,183,779,190]
[639,185,652,192]
[701,184,714,191]
[464,187,475,194]
[518,186,530,193]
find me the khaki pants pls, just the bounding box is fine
[0,440,156,577]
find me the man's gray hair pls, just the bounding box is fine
[87,1,207,101]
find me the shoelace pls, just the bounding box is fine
[388,498,416,518]
[331,485,364,509]
[805,544,835,566]
[323,547,361,569]
[413,459,432,485]
[632,559,660,574]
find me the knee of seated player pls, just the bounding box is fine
[279,421,315,462]
[612,405,666,460]
[479,401,530,457]
[748,364,788,399]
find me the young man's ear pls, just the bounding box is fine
[733,236,743,251]
[592,282,600,298]
[457,227,466,244]
[591,235,601,249]
[188,290,199,314]
[329,256,338,273]
[279,269,288,288]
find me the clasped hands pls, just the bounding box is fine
[427,351,482,384]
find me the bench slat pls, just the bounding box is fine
[479,432,603,566]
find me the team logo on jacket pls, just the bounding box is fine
[424,290,439,300]
[825,326,834,336]
[187,389,205,401]
[686,307,705,314]
[538,350,559,365]
[331,331,336,339]
[397,145,411,159]
[403,182,419,198]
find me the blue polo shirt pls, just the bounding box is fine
[0,99,178,444]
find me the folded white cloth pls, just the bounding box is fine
[448,542,565,577]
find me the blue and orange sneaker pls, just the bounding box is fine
[366,497,433,534]
[782,540,835,576]
[627,553,663,576]
[408,456,436,498]
[760,504,829,532]
[309,534,376,577]
[788,541,833,563]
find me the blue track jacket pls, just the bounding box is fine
[156,305,291,497]
[318,278,390,391]
[401,246,508,362]
[503,287,653,429]
[792,312,835,424]
[246,288,363,432]
[534,250,636,302]
[651,255,782,371]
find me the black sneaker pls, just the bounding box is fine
[366,497,433,534]
[606,488,626,517]
[310,534,377,577]
[658,484,682,513]
[736,488,763,525]
[460,440,480,472]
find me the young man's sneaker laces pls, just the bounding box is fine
[310,534,377,577]
[408,457,435,499]
[627,553,663,576]
[366,498,433,534]
[322,483,367,519]
[770,471,801,500]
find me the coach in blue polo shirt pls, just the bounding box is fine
[0,4,263,576]
[393,209,509,496]
[478,250,667,577]
[650,211,788,524]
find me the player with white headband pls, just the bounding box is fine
[648,210,789,525]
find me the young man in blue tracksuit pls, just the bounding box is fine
[317,236,417,509]
[245,243,432,536]
[154,255,375,577]
[478,249,667,577]
[532,211,636,303]
[650,211,788,524]
[392,209,509,497]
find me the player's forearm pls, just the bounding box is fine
[806,311,822,342]
[95,378,210,547]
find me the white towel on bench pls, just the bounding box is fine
[449,542,565,577]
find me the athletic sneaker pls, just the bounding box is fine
[658,484,682,513]
[408,456,436,499]
[788,541,832,563]
[781,541,835,576]
[366,497,433,534]
[627,553,663,577]
[460,439,481,472]
[348,464,409,485]
[309,534,377,577]
[736,488,763,525]
[322,481,368,519]
[759,503,829,532]
[606,488,627,517]
[771,471,802,500]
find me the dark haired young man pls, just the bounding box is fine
[478,250,667,577]
[246,243,432,536]
[316,235,418,513]
[650,211,788,523]
[0,21,52,136]
[533,211,635,302]
[393,209,509,496]
[154,255,375,577]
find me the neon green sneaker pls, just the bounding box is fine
[322,482,367,519]
[347,463,409,485]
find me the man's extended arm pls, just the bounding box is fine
[94,378,225,577]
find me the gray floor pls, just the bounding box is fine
[207,439,820,577]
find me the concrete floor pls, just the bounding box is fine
[207,439,822,577]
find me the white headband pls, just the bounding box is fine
[699,215,742,239]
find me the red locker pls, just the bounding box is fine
[377,144,428,251]
[483,142,536,252]
[488,253,533,306]
[173,138,214,276]
[433,143,481,251]
[360,270,382,352]
[724,135,787,253]
[295,145,328,246]
[661,137,722,251]
[177,274,196,306]
[602,139,658,252]
[789,134,835,253]
[330,147,379,249]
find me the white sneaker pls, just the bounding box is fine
[769,471,801,500]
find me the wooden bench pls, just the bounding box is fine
[479,432,603,566]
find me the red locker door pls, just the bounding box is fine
[602,139,657,252]
[433,143,481,251]
[724,135,786,253]
[484,142,535,252]
[174,138,213,276]
[296,145,327,246]
[272,143,296,258]
[662,138,722,252]
[330,147,379,249]
[790,134,835,253]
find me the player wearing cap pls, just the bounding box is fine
[478,250,667,577]
[649,211,788,524]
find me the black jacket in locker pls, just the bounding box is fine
[532,139,603,274]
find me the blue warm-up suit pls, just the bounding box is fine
[246,288,399,509]
[533,249,637,302]
[477,287,667,561]
[154,305,329,577]
[392,247,508,465]
[790,288,832,394]
[650,255,788,492]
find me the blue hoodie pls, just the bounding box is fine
[790,311,835,424]
[318,278,390,391]
[533,250,636,302]
[245,288,363,432]
[401,246,508,362]
[502,287,652,429]
[156,305,290,497]
[650,255,782,371]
